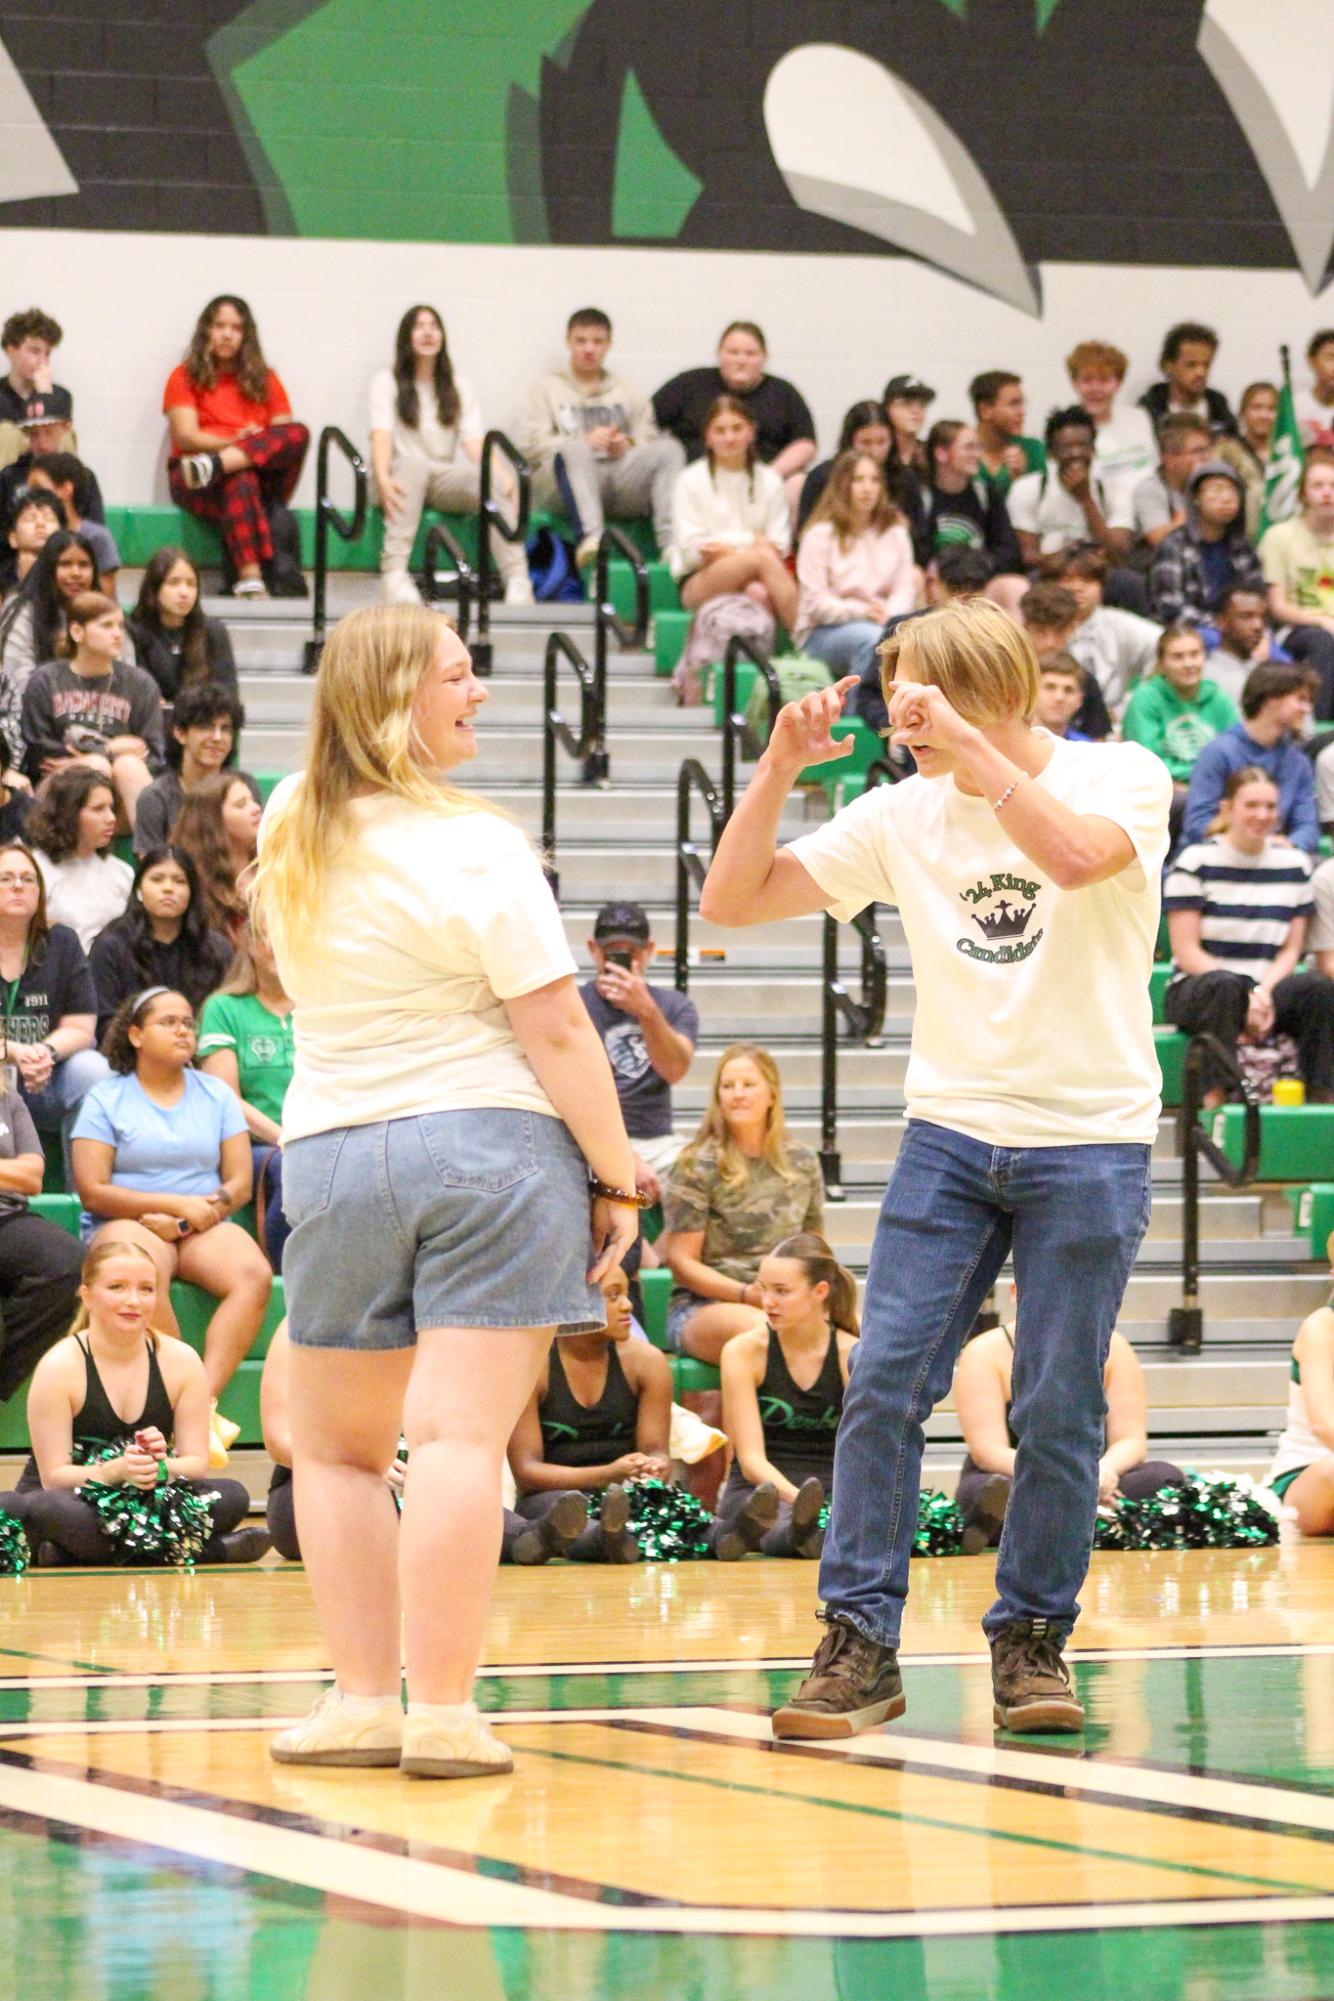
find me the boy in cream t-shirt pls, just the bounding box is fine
[699,599,1171,1739]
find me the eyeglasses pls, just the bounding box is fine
[0,874,38,889]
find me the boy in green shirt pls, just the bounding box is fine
[1121,628,1238,816]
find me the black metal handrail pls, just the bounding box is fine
[720,634,781,820]
[418,521,475,643]
[819,910,889,1201]
[1169,1034,1262,1354]
[302,426,368,672]
[472,429,531,676]
[583,528,651,785]
[674,760,727,992]
[541,631,600,898]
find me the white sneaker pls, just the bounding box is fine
[232,577,267,600]
[400,1706,514,1780]
[179,451,217,490]
[270,1687,403,1767]
[503,573,535,606]
[382,570,422,607]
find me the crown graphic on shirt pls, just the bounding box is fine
[971,898,1034,942]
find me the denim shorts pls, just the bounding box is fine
[282,1109,603,1349]
[666,1292,702,1354]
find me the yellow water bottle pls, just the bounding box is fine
[1273,1078,1306,1107]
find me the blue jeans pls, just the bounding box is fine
[820,1120,1152,1647]
[803,620,886,679]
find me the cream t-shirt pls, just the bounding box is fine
[264,778,577,1142]
[787,736,1172,1147]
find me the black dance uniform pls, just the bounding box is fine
[954,1328,1183,1544]
[3,1336,249,1564]
[714,1325,844,1556]
[512,1340,642,1562]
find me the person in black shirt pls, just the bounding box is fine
[88,845,231,1042]
[797,399,900,533]
[0,390,107,529]
[579,900,698,1201]
[919,420,1024,592]
[0,486,62,598]
[0,309,66,429]
[0,1081,81,1404]
[0,839,108,1149]
[133,682,252,858]
[127,548,238,705]
[652,320,815,497]
[1139,321,1238,440]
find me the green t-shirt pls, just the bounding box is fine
[197,992,294,1127]
[1120,676,1238,783]
[976,435,1046,498]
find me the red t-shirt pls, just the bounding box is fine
[162,363,290,440]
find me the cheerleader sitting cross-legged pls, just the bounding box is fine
[713,1233,858,1560]
[5,1238,264,1566]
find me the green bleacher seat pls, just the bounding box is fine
[1208,1104,1334,1181]
[671,1356,721,1394]
[31,1193,79,1238]
[1288,1183,1334,1257]
[254,773,284,804]
[606,553,676,625]
[708,658,759,728]
[1155,1026,1187,1108]
[640,1267,672,1349]
[1150,964,1172,1023]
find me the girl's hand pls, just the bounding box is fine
[380,477,407,521]
[119,1446,160,1490]
[176,1196,223,1235]
[134,1427,167,1461]
[764,677,859,778]
[588,1195,639,1284]
[383,1458,406,1495]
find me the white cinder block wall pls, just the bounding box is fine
[5,227,1333,509]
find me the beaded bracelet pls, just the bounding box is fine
[992,775,1024,813]
[589,1177,653,1209]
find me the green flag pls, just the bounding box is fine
[1259,347,1304,537]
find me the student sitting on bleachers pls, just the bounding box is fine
[128,548,238,704]
[0,531,112,766]
[518,305,684,571]
[663,1043,824,1364]
[797,400,896,534]
[170,770,261,942]
[654,322,816,509]
[25,454,119,593]
[713,1233,857,1561]
[260,1317,570,1567]
[372,304,533,608]
[0,486,62,600]
[28,766,133,953]
[133,682,252,858]
[1164,767,1334,1106]
[667,398,797,637]
[20,592,164,825]
[163,295,309,600]
[794,450,916,677]
[954,1308,1183,1554]
[2,1238,264,1566]
[88,846,230,1043]
[0,1076,81,1403]
[0,839,108,1149]
[1267,1285,1334,1534]
[199,928,293,1269]
[1121,624,1238,841]
[71,989,272,1414]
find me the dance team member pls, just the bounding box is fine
[701,597,1170,1735]
[257,604,638,1779]
[713,1233,858,1560]
[1267,1280,1334,1535]
[6,1239,260,1566]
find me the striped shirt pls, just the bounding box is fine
[1164,837,1313,973]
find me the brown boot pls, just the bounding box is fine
[772,1619,905,1739]
[990,1618,1084,1733]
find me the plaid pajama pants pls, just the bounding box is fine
[168,421,310,570]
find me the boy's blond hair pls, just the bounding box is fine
[879,598,1039,728]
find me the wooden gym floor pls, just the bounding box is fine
[2,1546,1334,2000]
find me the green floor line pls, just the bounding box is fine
[520,1741,1333,1901]
[0,1646,117,1676]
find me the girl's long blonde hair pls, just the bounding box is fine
[680,1043,796,1189]
[251,603,505,954]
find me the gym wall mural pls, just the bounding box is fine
[4,0,1334,315]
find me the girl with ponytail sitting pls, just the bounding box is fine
[714,1232,859,1559]
[6,1238,265,1565]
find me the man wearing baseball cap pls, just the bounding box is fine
[0,387,106,528]
[580,901,699,1203]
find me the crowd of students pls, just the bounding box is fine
[3,299,1334,1565]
